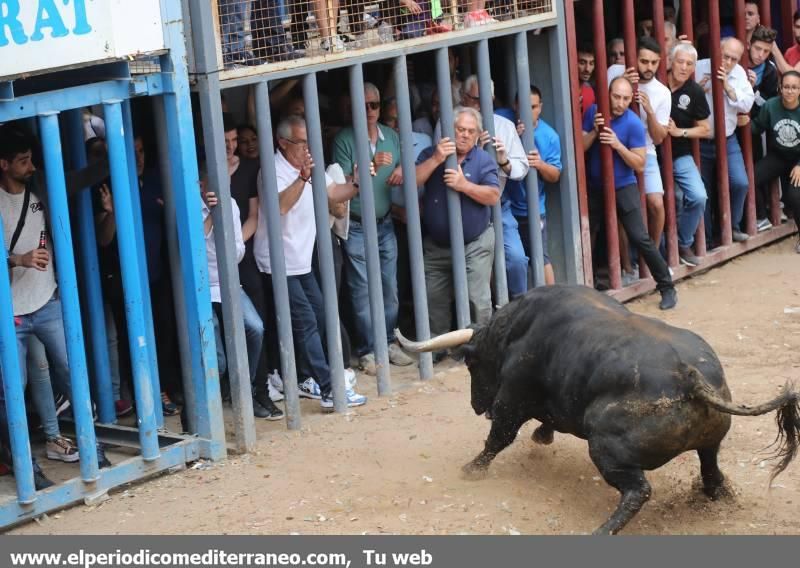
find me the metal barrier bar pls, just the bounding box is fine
[0,234,36,505]
[349,64,391,395]
[303,72,347,412]
[254,80,301,429]
[157,33,225,457]
[197,77,257,452]
[653,0,680,268]
[435,47,471,328]
[476,39,509,304]
[761,0,783,228]
[393,55,433,381]
[591,0,622,290]
[515,32,546,287]
[153,96,197,434]
[64,109,115,425]
[102,103,160,461]
[38,113,100,481]
[121,100,164,429]
[564,0,593,286]
[708,0,733,247]
[782,0,796,53]
[734,0,758,237]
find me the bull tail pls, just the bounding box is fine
[686,366,800,483]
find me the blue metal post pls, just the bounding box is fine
[393,55,433,381]
[38,113,100,481]
[476,39,509,306]
[515,32,546,287]
[101,103,160,461]
[64,109,115,425]
[159,0,226,458]
[303,72,347,412]
[435,48,470,328]
[254,80,302,429]
[121,100,164,429]
[349,64,391,395]
[0,237,36,504]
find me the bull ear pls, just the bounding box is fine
[453,343,478,363]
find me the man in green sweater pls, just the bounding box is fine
[752,70,800,253]
[332,83,414,374]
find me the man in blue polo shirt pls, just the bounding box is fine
[497,85,563,293]
[415,107,500,343]
[582,77,677,310]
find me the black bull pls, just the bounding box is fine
[396,285,800,535]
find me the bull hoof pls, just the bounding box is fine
[461,462,489,481]
[703,482,733,501]
[531,425,554,445]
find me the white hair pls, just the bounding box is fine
[664,21,676,39]
[364,82,380,100]
[462,74,495,99]
[453,105,483,131]
[276,114,306,140]
[670,42,698,64]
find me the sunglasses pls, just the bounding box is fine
[365,101,381,110]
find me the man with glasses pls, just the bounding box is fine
[332,83,413,376]
[696,37,755,246]
[255,115,367,409]
[607,38,625,66]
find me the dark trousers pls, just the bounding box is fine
[754,153,800,224]
[239,249,273,381]
[752,132,771,220]
[615,184,673,292]
[262,272,331,395]
[312,232,352,365]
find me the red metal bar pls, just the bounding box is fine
[681,0,708,257]
[709,0,733,247]
[593,0,622,290]
[734,0,758,236]
[761,0,783,227]
[782,0,795,52]
[654,0,679,267]
[760,0,772,26]
[565,0,594,287]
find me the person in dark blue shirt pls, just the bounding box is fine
[582,77,676,310]
[415,107,500,348]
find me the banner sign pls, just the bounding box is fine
[0,0,165,79]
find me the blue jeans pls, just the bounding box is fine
[25,338,60,439]
[212,289,264,383]
[502,201,529,298]
[220,0,249,63]
[262,272,331,394]
[700,136,749,238]
[342,216,399,357]
[673,155,708,248]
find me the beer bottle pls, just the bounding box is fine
[38,231,47,249]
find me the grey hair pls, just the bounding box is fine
[276,114,306,140]
[664,21,676,38]
[364,82,381,100]
[670,41,698,63]
[453,105,483,131]
[721,36,745,52]
[462,74,495,99]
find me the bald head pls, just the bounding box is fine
[609,76,634,117]
[720,37,744,74]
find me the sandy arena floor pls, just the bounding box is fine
[10,237,800,535]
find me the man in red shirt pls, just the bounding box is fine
[772,10,800,72]
[578,45,596,114]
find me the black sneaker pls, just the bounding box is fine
[254,391,285,421]
[659,288,677,310]
[33,460,54,491]
[252,396,271,419]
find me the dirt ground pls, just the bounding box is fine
[11,237,800,535]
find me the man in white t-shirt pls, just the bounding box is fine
[254,115,366,410]
[608,36,672,253]
[696,38,755,245]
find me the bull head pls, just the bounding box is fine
[395,327,496,416]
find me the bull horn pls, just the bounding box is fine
[394,328,474,353]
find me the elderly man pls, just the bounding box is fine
[608,37,672,254]
[256,115,367,409]
[696,37,755,245]
[607,38,625,66]
[583,77,677,310]
[415,107,500,354]
[332,83,413,375]
[667,42,711,267]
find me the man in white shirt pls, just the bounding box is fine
[696,37,755,244]
[198,164,283,421]
[608,36,672,251]
[254,115,366,410]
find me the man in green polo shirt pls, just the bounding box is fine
[332,82,414,374]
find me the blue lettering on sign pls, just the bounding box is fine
[0,0,92,47]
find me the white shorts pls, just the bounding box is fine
[643,153,664,195]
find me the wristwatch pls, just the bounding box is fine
[682,129,688,138]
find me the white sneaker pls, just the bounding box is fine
[344,368,357,389]
[298,377,322,399]
[320,35,344,52]
[267,371,284,402]
[46,436,80,463]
